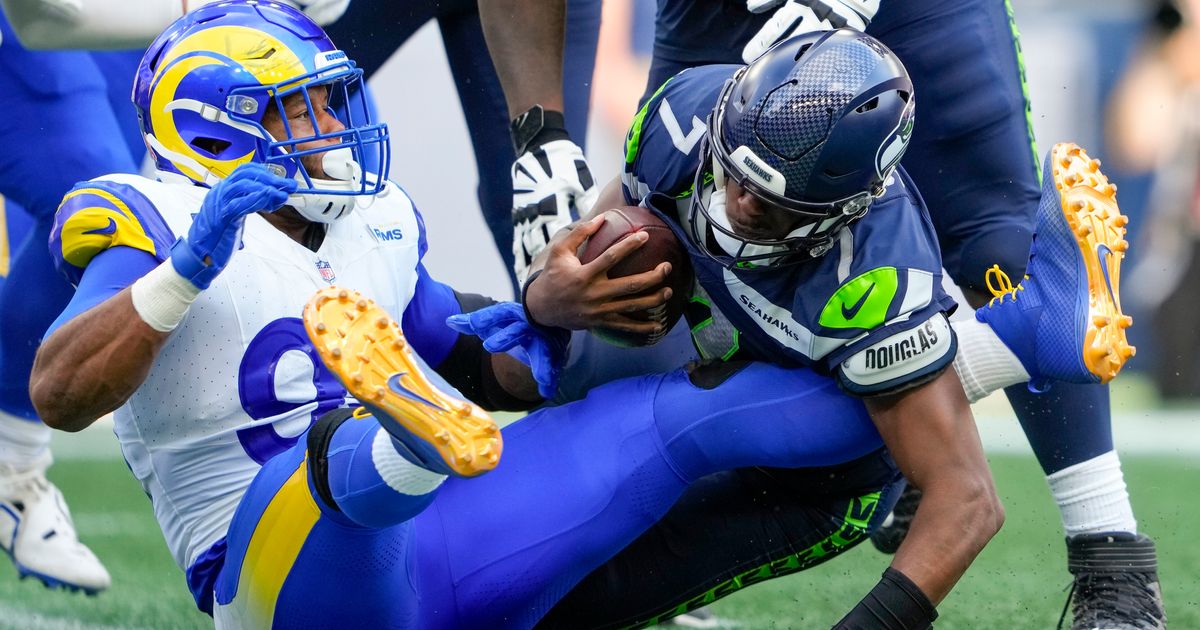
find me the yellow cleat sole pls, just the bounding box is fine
[303,286,502,477]
[1050,142,1136,384]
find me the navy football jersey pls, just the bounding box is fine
[622,65,958,396]
[653,0,770,65]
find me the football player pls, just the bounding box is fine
[516,30,1140,628]
[500,1,1163,626]
[30,5,1135,628]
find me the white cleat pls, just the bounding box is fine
[0,463,110,595]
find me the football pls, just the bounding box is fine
[578,206,693,347]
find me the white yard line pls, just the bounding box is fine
[0,603,156,630]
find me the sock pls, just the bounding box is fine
[952,317,1030,403]
[371,429,446,496]
[0,410,51,471]
[1047,451,1137,537]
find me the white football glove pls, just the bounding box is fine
[511,139,598,285]
[742,0,879,64]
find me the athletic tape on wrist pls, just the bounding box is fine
[131,260,203,333]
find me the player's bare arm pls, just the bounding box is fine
[31,287,171,432]
[478,0,566,118]
[860,370,1004,606]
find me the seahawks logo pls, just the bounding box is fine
[875,97,915,178]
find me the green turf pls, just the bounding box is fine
[0,455,1195,629]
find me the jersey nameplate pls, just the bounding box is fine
[840,313,952,388]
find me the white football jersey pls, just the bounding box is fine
[92,173,424,570]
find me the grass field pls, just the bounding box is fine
[0,450,1195,629]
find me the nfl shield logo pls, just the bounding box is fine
[315,260,336,284]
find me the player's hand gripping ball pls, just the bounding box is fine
[579,206,692,347]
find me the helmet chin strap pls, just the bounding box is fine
[705,157,805,261]
[287,148,370,223]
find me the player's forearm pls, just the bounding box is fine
[863,370,1004,604]
[31,288,170,432]
[0,0,181,49]
[478,0,566,117]
[889,471,1003,602]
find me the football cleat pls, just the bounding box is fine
[976,142,1135,387]
[0,460,110,595]
[1059,532,1166,630]
[304,286,502,478]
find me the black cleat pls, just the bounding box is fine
[1059,532,1166,630]
[869,485,922,554]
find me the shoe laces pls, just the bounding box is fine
[984,264,1026,308]
[0,464,51,502]
[1057,571,1165,630]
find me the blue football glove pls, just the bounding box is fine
[171,163,297,290]
[446,302,569,400]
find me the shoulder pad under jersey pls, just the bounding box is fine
[50,178,176,286]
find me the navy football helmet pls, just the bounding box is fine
[690,29,915,267]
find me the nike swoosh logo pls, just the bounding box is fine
[83,218,117,236]
[386,373,446,412]
[841,283,876,321]
[1096,244,1117,302]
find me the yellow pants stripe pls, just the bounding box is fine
[220,462,321,629]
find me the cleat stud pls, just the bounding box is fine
[458,404,473,417]
[1070,200,1085,211]
[1075,225,1092,238]
[1114,215,1129,227]
[376,317,390,329]
[487,453,499,464]
[352,373,364,385]
[1088,158,1101,171]
[374,387,385,400]
[1092,315,1110,328]
[436,430,450,444]
[393,338,406,350]
[1114,240,1129,253]
[315,322,327,333]
[356,299,369,311]
[331,347,343,359]
[338,289,349,301]
[1120,315,1133,328]
[1120,346,1135,359]
[479,444,491,456]
[461,453,473,463]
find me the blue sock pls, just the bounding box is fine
[1005,381,1113,475]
